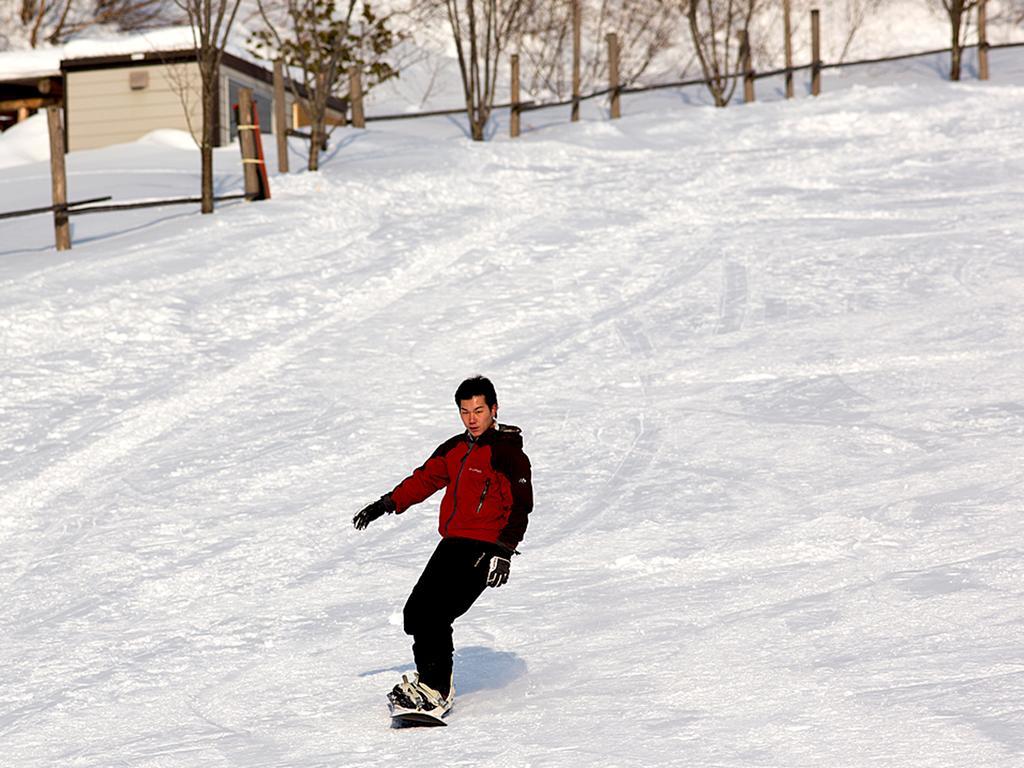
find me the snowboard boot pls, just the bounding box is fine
[387,673,454,717]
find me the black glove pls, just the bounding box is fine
[486,555,511,588]
[353,495,395,530]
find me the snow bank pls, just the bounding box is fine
[0,112,49,169]
[134,128,200,151]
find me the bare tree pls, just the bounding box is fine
[511,0,570,98]
[836,0,884,62]
[14,0,178,48]
[747,0,889,70]
[162,55,204,146]
[975,0,1020,24]
[250,0,400,171]
[435,0,528,141]
[595,0,681,88]
[936,0,979,80]
[175,0,243,213]
[514,0,682,101]
[686,0,760,107]
[1004,0,1024,23]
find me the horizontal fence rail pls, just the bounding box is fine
[65,193,249,215]
[819,46,953,71]
[1,193,248,222]
[0,195,111,221]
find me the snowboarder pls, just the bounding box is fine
[353,375,533,724]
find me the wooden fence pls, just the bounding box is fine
[349,7,1020,139]
[2,87,269,252]
[5,8,1021,253]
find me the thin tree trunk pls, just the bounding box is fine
[309,129,322,170]
[447,0,517,142]
[783,0,793,98]
[180,0,241,213]
[950,2,963,81]
[201,71,217,213]
[447,1,475,137]
[309,71,329,171]
[689,0,730,107]
[21,0,36,26]
[48,0,75,45]
[29,0,47,47]
[468,1,483,140]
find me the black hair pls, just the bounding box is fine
[454,375,497,408]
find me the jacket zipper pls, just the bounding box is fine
[474,479,491,515]
[443,442,474,535]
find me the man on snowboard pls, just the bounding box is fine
[353,376,533,721]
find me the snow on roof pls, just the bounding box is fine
[0,48,63,80]
[0,25,265,82]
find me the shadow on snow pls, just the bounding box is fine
[359,645,527,695]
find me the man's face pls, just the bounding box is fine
[459,395,497,438]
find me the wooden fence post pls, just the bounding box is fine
[978,0,989,81]
[510,54,521,138]
[237,88,261,200]
[607,32,621,119]
[811,9,822,96]
[571,0,581,122]
[274,60,289,174]
[46,106,70,251]
[349,66,365,128]
[783,0,794,99]
[740,30,755,103]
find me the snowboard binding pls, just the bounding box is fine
[387,673,454,727]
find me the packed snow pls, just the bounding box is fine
[2,41,1024,768]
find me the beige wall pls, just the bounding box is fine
[67,62,203,152]
[67,59,342,153]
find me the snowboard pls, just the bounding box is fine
[390,704,450,728]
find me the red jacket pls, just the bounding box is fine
[389,424,533,552]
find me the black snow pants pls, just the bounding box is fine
[403,536,505,697]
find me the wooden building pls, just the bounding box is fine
[0,41,348,153]
[55,49,346,152]
[62,50,271,151]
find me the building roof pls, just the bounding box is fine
[0,50,62,81]
[0,26,263,82]
[60,49,275,88]
[59,49,347,112]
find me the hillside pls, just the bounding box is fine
[2,41,1024,768]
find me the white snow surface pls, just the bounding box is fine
[0,112,50,169]
[2,48,1024,768]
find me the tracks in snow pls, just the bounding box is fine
[0,205,532,591]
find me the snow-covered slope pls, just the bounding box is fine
[2,47,1024,768]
